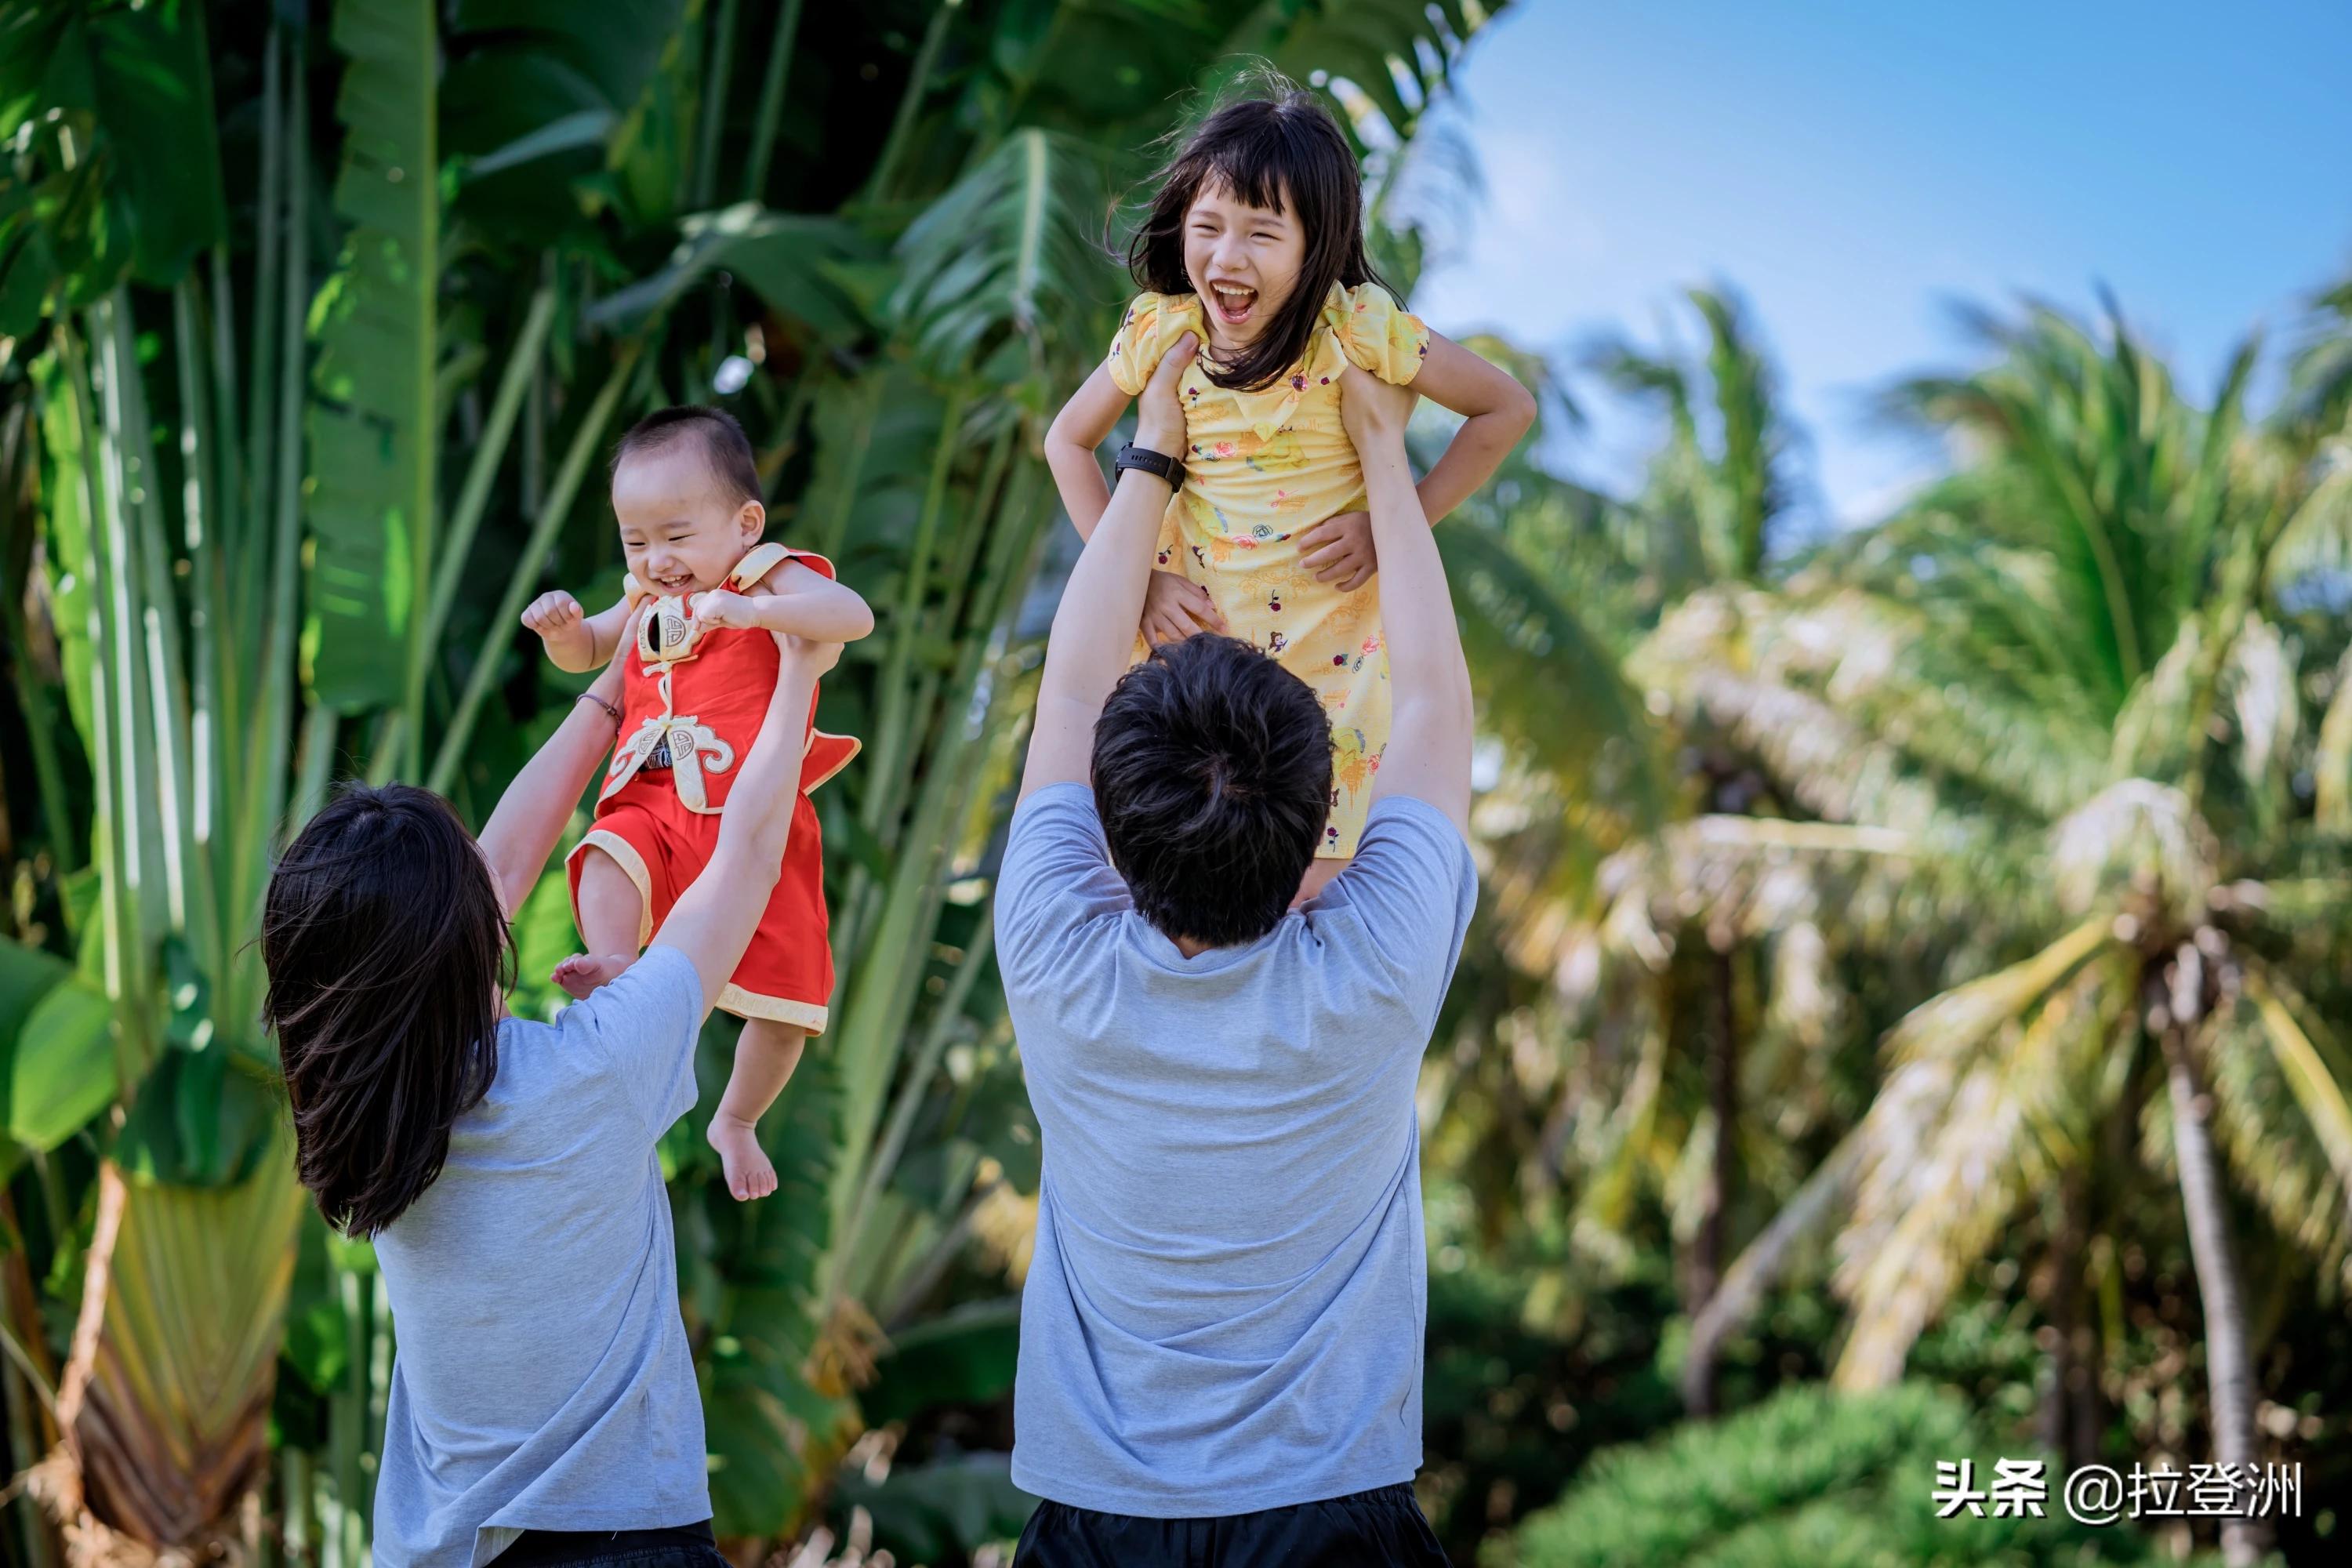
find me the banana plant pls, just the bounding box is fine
[0,2,629,1556]
[3,1,1526,1559]
[1,0,312,1550]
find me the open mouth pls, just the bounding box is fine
[1209,281,1258,326]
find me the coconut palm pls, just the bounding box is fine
[1679,299,2352,1567]
[1537,286,1811,1415]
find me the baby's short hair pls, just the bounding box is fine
[610,405,763,509]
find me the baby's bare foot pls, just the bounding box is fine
[706,1113,777,1201]
[552,952,633,1000]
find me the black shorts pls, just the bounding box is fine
[1013,1483,1448,1567]
[498,1520,724,1568]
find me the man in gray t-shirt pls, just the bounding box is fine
[1000,336,1479,1563]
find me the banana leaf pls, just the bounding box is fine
[303,0,440,714]
[0,940,114,1156]
[0,0,226,328]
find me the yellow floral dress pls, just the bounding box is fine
[1106,280,1430,858]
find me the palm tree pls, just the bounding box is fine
[1679,299,2352,1566]
[1571,286,1807,1415]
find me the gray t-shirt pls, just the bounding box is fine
[996,783,1477,1515]
[372,943,710,1567]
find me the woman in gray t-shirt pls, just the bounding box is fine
[262,634,835,1568]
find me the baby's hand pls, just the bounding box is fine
[694,589,759,632]
[1297,510,1377,593]
[522,590,595,670]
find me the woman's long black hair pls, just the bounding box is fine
[1123,74,1400,395]
[262,783,511,1236]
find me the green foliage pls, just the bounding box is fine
[889,129,1118,383]
[1498,1384,2214,1568]
[585,207,874,340]
[681,1023,844,1536]
[1439,520,1664,831]
[0,0,226,328]
[303,0,441,714]
[833,1450,1035,1565]
[0,938,111,1156]
[859,1298,1021,1426]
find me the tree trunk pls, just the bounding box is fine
[2151,951,2270,1567]
[1684,1134,1861,1417]
[2037,1171,2103,1471]
[41,1153,307,1555]
[1684,943,1738,1417]
[0,1190,61,1568]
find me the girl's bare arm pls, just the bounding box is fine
[1043,365,1131,542]
[1403,331,1539,523]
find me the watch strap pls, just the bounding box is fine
[1114,441,1185,490]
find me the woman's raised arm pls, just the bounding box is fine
[477,652,630,919]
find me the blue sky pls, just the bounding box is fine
[1410,0,2352,532]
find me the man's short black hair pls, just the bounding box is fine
[611,405,763,509]
[1091,634,1333,946]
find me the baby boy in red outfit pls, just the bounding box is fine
[524,407,873,1200]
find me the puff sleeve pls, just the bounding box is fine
[1328,282,1431,386]
[1105,292,1178,397]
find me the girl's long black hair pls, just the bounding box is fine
[1124,74,1399,394]
[263,783,511,1236]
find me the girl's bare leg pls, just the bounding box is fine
[707,1018,808,1200]
[555,845,645,996]
[1293,856,1348,908]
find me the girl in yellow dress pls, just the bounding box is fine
[1046,83,1535,898]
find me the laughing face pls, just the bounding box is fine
[1182,178,1307,355]
[609,441,764,598]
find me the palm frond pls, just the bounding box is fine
[1690,286,1789,576]
[1684,1131,1864,1374]
[1439,521,1668,833]
[2049,779,2218,920]
[1834,942,2129,1388]
[1634,590,2052,869]
[2225,615,2301,829]
[1250,0,1499,143]
[2230,964,2352,1290]
[2315,641,2352,835]
[586,205,875,343]
[887,129,1120,385]
[2264,435,2352,583]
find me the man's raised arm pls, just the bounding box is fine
[1345,366,1473,837]
[1017,333,1200,803]
[654,635,840,1017]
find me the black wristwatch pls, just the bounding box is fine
[1114,441,1185,490]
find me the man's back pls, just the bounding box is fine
[997,782,1475,1515]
